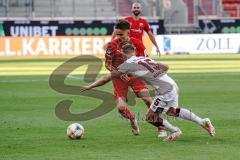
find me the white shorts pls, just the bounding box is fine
[150,87,179,114]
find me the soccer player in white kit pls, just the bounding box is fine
[111,44,216,141]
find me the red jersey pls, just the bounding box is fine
[125,16,151,42]
[105,37,147,70]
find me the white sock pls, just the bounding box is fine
[162,119,180,132]
[179,108,204,126]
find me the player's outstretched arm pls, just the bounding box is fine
[80,74,112,92]
[147,32,160,56]
[111,69,122,79]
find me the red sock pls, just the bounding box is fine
[119,107,135,121]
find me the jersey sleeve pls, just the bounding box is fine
[105,42,117,71]
[144,19,151,33]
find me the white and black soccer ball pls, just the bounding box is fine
[67,123,84,140]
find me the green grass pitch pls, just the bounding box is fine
[0,54,240,160]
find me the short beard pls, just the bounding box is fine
[133,11,140,16]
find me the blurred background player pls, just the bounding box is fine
[112,2,161,56]
[112,44,216,141]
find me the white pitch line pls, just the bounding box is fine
[0,75,90,83]
[0,72,239,83]
[0,79,49,83]
[66,74,85,80]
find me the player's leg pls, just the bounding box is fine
[131,78,167,137]
[115,97,139,135]
[116,97,134,120]
[113,79,139,135]
[134,88,152,107]
[163,94,215,136]
[166,107,215,136]
[147,102,182,141]
[135,88,167,137]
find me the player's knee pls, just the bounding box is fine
[146,113,163,127]
[137,89,152,108]
[146,112,156,123]
[143,98,152,108]
[116,97,127,112]
[146,114,154,123]
[117,105,126,112]
[166,107,177,116]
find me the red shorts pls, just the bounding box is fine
[112,77,147,101]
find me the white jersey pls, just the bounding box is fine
[118,56,178,95]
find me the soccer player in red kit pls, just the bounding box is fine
[80,19,163,135]
[112,2,160,55]
[106,19,152,135]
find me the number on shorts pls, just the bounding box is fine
[154,98,161,106]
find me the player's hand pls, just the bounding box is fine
[156,48,161,56]
[80,86,91,93]
[154,64,164,72]
[154,63,169,72]
[120,73,131,82]
[111,66,118,72]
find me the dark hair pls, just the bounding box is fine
[115,19,130,30]
[122,44,135,54]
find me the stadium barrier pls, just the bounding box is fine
[0,36,112,57]
[157,33,240,55]
[0,20,164,37]
[0,34,240,57]
[199,19,240,34]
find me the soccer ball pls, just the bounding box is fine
[67,123,84,140]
